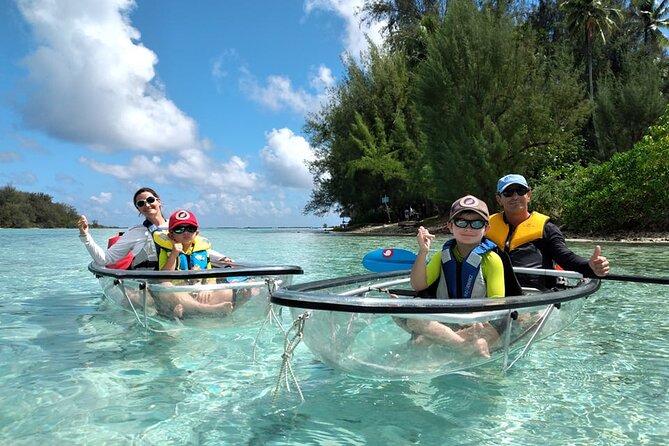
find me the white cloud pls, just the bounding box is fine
[0,170,37,185]
[0,151,21,162]
[260,128,315,189]
[184,192,293,221]
[240,64,335,115]
[211,48,239,94]
[304,0,385,56]
[16,0,199,152]
[80,155,167,182]
[80,152,261,194]
[240,69,314,115]
[14,134,48,154]
[90,191,113,204]
[310,65,336,90]
[55,174,79,185]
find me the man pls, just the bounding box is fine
[487,174,610,290]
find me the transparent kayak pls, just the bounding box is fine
[271,270,600,379]
[88,262,303,332]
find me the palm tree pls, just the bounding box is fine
[560,0,622,100]
[630,0,669,49]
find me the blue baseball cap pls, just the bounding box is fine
[497,174,529,193]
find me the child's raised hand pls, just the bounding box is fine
[416,226,434,254]
[173,242,183,254]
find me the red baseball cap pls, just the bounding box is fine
[169,209,199,231]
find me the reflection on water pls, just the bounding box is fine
[0,229,667,444]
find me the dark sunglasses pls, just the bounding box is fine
[501,187,529,198]
[135,196,157,208]
[172,225,198,234]
[452,218,487,229]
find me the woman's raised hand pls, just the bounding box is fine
[77,215,89,235]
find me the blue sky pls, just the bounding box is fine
[0,0,385,227]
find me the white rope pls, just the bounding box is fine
[272,311,310,404]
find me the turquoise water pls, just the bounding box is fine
[0,228,668,445]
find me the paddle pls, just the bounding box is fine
[362,248,669,285]
[361,248,419,272]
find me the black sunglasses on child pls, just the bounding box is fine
[451,218,487,229]
[172,225,198,234]
[500,187,529,198]
[135,196,157,208]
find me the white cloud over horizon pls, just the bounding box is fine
[0,151,21,162]
[80,152,261,194]
[261,128,315,189]
[89,191,113,204]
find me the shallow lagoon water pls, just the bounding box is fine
[0,228,667,445]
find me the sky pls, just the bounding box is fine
[0,0,386,228]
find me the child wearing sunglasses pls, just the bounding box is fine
[152,209,238,319]
[401,195,505,357]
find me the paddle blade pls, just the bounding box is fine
[362,248,417,272]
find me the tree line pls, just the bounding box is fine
[0,185,81,228]
[304,0,669,233]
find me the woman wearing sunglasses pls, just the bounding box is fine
[402,195,504,358]
[488,173,610,291]
[78,187,168,269]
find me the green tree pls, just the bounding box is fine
[414,0,589,205]
[0,185,79,228]
[305,45,428,223]
[534,104,669,232]
[594,52,667,158]
[560,0,622,100]
[629,0,669,49]
[361,0,445,64]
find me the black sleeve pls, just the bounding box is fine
[543,222,594,276]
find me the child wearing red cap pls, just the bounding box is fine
[155,209,211,271]
[152,209,236,319]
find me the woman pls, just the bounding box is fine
[78,187,168,269]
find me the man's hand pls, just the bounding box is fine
[589,245,610,277]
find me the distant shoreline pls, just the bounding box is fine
[4,224,668,243]
[335,220,669,244]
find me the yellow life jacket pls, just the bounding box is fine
[487,211,550,252]
[153,231,212,270]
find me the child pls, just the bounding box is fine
[152,209,235,319]
[405,195,505,357]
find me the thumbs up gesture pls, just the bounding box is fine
[588,245,610,277]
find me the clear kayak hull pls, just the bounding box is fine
[271,271,600,379]
[89,262,303,332]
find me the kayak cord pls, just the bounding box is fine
[253,278,284,362]
[272,311,310,404]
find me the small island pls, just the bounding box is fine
[0,185,84,228]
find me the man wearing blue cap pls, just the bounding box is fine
[487,174,610,290]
